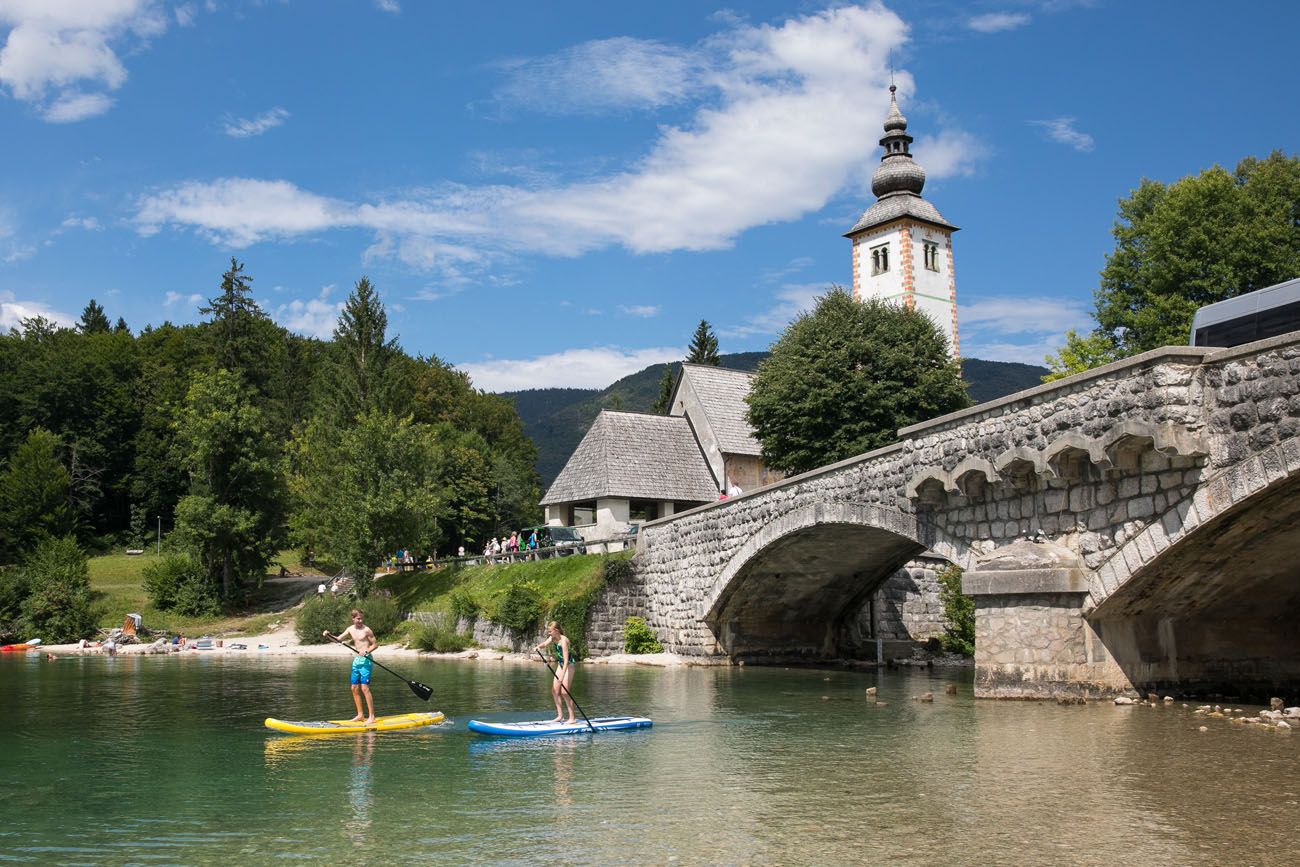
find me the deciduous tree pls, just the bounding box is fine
[747,288,968,474]
[289,410,444,597]
[1046,151,1300,379]
[173,369,286,603]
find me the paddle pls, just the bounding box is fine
[536,648,596,733]
[325,633,433,701]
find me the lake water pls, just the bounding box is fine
[1,653,1296,865]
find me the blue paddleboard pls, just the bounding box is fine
[466,715,652,737]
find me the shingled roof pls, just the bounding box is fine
[678,364,762,456]
[540,411,719,506]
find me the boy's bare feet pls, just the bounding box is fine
[350,715,364,721]
[366,717,376,724]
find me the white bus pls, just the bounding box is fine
[1190,276,1300,347]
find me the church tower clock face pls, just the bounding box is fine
[846,85,960,359]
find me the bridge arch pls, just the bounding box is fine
[702,501,971,659]
[1088,435,1300,695]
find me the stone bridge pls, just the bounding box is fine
[627,333,1300,700]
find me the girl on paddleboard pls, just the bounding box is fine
[535,621,577,724]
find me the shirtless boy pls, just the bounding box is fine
[324,609,378,723]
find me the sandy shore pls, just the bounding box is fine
[40,624,697,667]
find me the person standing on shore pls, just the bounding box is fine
[535,621,577,724]
[324,609,378,723]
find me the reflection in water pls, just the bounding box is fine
[347,734,375,849]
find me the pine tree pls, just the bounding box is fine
[319,277,401,425]
[652,363,676,414]
[686,320,720,365]
[200,258,269,378]
[78,300,110,334]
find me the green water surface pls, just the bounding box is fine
[1,653,1296,865]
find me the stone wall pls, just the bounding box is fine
[871,557,948,643]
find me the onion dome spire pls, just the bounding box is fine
[870,84,926,199]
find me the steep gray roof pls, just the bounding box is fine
[680,364,762,456]
[540,411,718,505]
[845,193,956,236]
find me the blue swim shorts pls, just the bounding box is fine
[350,654,373,685]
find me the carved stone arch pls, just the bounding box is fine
[905,471,948,505]
[1043,432,1108,480]
[994,446,1042,490]
[949,457,1001,499]
[1100,420,1207,471]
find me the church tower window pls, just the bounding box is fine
[923,241,939,271]
[871,244,890,275]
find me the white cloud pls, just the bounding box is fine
[163,290,203,307]
[460,345,683,391]
[60,215,103,231]
[495,36,705,115]
[0,0,167,121]
[1030,116,1094,152]
[958,295,1092,364]
[42,89,114,121]
[374,0,400,12]
[913,128,989,179]
[967,12,1030,33]
[273,285,342,339]
[175,4,197,27]
[131,6,987,281]
[959,296,1090,335]
[222,106,289,138]
[720,282,827,339]
[0,290,75,331]
[619,304,660,318]
[136,178,345,246]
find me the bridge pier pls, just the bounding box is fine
[963,542,1134,699]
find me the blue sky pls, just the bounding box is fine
[1,1,1297,391]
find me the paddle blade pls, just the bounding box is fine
[408,680,433,701]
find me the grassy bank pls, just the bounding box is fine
[376,552,628,652]
[88,551,325,637]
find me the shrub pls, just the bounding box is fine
[602,555,635,584]
[449,589,480,622]
[623,616,663,654]
[17,536,97,643]
[143,554,218,616]
[296,594,354,644]
[295,593,402,644]
[361,594,402,639]
[937,564,974,656]
[493,582,543,633]
[409,614,473,653]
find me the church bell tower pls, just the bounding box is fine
[846,85,959,357]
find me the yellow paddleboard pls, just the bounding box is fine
[264,711,445,734]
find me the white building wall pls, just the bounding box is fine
[670,373,724,491]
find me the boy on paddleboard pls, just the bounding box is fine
[324,609,378,723]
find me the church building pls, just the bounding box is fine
[846,84,960,357]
